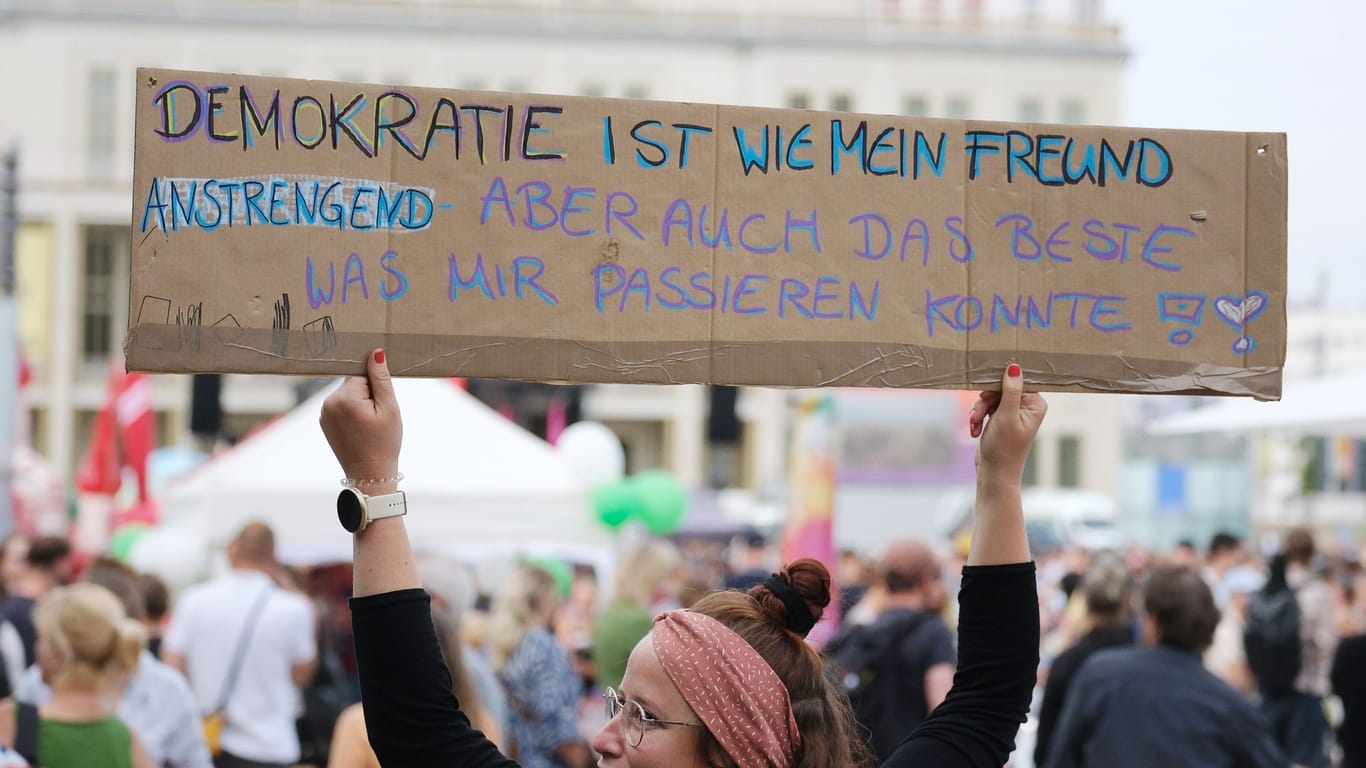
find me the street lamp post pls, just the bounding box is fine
[0,146,19,536]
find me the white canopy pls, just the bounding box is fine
[1146,371,1366,437]
[161,379,606,565]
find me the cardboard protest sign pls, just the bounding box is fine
[128,68,1287,398]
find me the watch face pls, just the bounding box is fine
[337,489,365,533]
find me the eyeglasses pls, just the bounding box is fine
[603,687,703,747]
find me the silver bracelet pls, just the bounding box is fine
[340,472,404,489]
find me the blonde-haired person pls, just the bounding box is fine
[323,352,1043,768]
[485,563,591,768]
[592,539,681,691]
[0,583,154,768]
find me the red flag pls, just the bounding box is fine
[115,373,154,500]
[75,399,120,495]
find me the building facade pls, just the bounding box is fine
[1,0,1129,513]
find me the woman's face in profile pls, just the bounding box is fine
[591,636,711,768]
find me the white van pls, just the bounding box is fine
[1021,488,1126,552]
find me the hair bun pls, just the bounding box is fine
[752,558,831,637]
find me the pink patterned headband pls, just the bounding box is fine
[651,610,801,768]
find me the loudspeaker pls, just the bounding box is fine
[707,385,740,444]
[189,374,222,437]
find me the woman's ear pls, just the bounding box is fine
[37,637,67,678]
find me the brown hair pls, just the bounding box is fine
[1143,565,1218,653]
[689,558,874,768]
[82,557,147,621]
[1284,528,1315,565]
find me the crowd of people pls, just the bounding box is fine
[0,354,1360,767]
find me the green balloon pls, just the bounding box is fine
[592,480,640,529]
[632,470,687,535]
[109,523,150,563]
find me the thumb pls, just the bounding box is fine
[367,348,397,408]
[995,362,1023,419]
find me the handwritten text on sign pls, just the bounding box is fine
[128,70,1287,398]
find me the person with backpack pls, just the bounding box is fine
[1246,532,1338,768]
[825,539,955,760]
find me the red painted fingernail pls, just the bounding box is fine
[375,349,386,365]
[1007,363,1022,378]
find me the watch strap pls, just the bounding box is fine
[366,490,407,523]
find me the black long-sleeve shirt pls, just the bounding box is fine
[350,562,1038,768]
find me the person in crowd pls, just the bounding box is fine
[1203,564,1264,694]
[1034,551,1134,768]
[1331,619,1366,768]
[14,557,211,768]
[836,549,872,623]
[1204,531,1246,609]
[827,538,955,760]
[0,536,71,668]
[486,562,591,768]
[592,540,682,692]
[0,536,31,697]
[320,351,1042,768]
[722,531,771,591]
[1045,565,1287,768]
[162,522,318,768]
[1251,529,1337,768]
[1167,539,1200,569]
[418,555,507,747]
[0,583,154,767]
[0,536,28,599]
[138,573,169,660]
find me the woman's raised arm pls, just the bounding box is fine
[320,349,418,597]
[966,363,1046,566]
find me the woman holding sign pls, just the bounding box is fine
[322,350,1043,768]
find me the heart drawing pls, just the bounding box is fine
[1213,291,1269,354]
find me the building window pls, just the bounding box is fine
[81,226,130,360]
[86,67,118,182]
[1018,98,1044,122]
[1058,435,1082,487]
[623,85,648,100]
[829,93,853,112]
[903,95,930,117]
[786,92,810,110]
[1060,100,1086,124]
[579,83,606,98]
[945,95,971,119]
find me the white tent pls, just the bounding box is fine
[1146,371,1366,437]
[161,378,606,565]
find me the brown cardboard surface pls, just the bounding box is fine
[127,69,1287,398]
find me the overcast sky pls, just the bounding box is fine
[1106,0,1364,308]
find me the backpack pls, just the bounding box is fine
[1243,585,1302,696]
[824,612,927,760]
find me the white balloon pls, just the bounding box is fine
[129,527,210,592]
[555,421,625,489]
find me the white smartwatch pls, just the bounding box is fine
[337,487,407,533]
